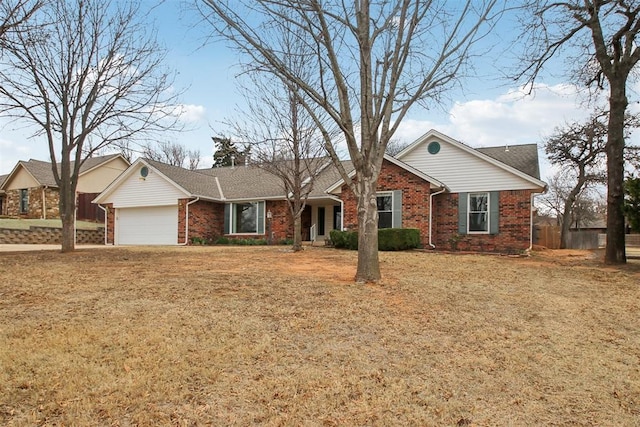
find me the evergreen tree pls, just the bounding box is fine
[212,137,248,167]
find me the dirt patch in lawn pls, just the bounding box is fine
[1,246,639,426]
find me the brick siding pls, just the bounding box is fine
[103,203,114,244]
[179,199,295,244]
[180,199,225,243]
[340,160,534,253]
[433,190,534,253]
[340,159,433,245]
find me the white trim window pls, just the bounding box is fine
[468,192,489,233]
[225,201,265,235]
[19,188,29,214]
[376,190,402,229]
[377,193,393,229]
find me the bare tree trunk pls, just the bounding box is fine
[605,80,627,264]
[59,185,75,252]
[355,176,380,283]
[292,210,303,252]
[560,171,589,249]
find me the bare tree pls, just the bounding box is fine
[544,113,607,248]
[516,1,640,264]
[0,0,182,252]
[385,138,411,157]
[199,0,502,282]
[143,141,201,170]
[0,0,42,42]
[230,71,328,252]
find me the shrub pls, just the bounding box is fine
[329,230,346,248]
[215,237,230,245]
[190,236,208,245]
[378,228,420,251]
[330,228,420,251]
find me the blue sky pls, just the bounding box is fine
[0,1,625,179]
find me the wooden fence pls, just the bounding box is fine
[536,225,640,249]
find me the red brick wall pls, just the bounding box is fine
[433,190,534,253]
[266,200,294,242]
[179,199,295,244]
[340,160,432,245]
[103,203,114,244]
[185,199,225,243]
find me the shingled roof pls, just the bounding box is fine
[138,158,355,201]
[0,174,7,195]
[1,154,126,189]
[476,144,541,180]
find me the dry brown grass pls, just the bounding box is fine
[1,246,639,426]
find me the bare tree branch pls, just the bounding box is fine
[0,0,183,251]
[198,0,503,282]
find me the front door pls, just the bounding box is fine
[301,205,312,241]
[317,207,325,237]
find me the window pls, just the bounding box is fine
[19,189,28,214]
[225,201,265,234]
[377,193,393,229]
[233,202,257,233]
[468,193,489,233]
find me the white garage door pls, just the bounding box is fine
[117,206,178,245]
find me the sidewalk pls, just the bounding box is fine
[0,244,109,252]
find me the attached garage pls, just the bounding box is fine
[116,205,178,245]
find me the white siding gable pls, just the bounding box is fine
[399,135,539,192]
[106,165,188,208]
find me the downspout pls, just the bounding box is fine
[428,187,447,249]
[528,191,544,252]
[340,199,344,231]
[98,204,108,245]
[179,197,200,245]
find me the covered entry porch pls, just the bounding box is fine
[304,196,343,244]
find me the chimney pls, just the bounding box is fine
[231,154,235,169]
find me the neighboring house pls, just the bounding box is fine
[93,129,546,252]
[0,174,7,216]
[0,154,129,221]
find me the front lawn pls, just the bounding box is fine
[0,247,638,425]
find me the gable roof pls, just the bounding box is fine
[396,129,546,189]
[0,154,129,190]
[0,174,7,195]
[325,154,446,194]
[476,144,540,180]
[94,157,354,204]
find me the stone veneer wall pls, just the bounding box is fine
[5,187,60,219]
[0,226,104,244]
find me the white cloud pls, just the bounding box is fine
[391,83,602,181]
[447,83,591,147]
[176,104,206,123]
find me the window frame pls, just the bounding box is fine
[19,188,29,214]
[376,191,394,229]
[467,192,490,234]
[230,202,259,234]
